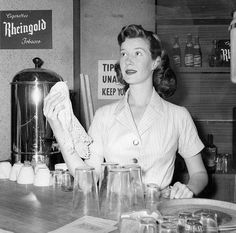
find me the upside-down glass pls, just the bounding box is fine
[51,169,63,187]
[119,214,158,233]
[100,167,133,221]
[138,217,158,233]
[122,164,145,211]
[61,170,73,191]
[99,162,119,207]
[160,221,178,233]
[72,167,99,217]
[119,215,140,233]
[145,183,161,211]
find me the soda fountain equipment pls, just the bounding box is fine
[11,57,63,168]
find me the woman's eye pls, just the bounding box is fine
[135,51,142,56]
[120,52,127,57]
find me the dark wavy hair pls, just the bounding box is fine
[115,24,177,98]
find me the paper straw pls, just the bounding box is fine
[80,74,90,131]
[84,74,94,124]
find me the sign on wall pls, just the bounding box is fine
[0,10,52,49]
[218,40,230,67]
[98,60,125,100]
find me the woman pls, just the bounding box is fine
[44,24,208,199]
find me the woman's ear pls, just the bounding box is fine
[152,56,161,70]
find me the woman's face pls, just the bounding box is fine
[119,37,159,86]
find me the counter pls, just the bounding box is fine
[0,180,76,233]
[1,180,236,233]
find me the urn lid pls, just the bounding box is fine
[11,57,63,84]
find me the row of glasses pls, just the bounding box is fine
[72,162,162,221]
[160,210,218,233]
[71,164,219,233]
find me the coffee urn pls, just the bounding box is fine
[11,57,63,167]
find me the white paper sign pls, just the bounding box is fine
[98,60,125,100]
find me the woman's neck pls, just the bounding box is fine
[128,84,153,107]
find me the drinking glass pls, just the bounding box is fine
[161,186,172,199]
[100,167,133,221]
[197,211,218,233]
[138,217,158,233]
[99,162,119,207]
[51,169,63,187]
[160,221,178,233]
[72,167,99,217]
[119,215,158,233]
[122,164,145,211]
[61,170,73,191]
[145,183,161,211]
[119,215,140,233]
[178,211,193,233]
[185,219,203,233]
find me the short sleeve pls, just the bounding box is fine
[177,107,204,158]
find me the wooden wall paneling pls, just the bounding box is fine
[156,0,236,19]
[195,121,232,154]
[205,174,236,203]
[169,73,236,120]
[156,0,236,160]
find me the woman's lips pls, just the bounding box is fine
[125,69,137,75]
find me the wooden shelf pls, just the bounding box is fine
[155,18,231,25]
[175,67,230,73]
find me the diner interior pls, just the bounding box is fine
[0,0,236,232]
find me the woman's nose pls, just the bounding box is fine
[125,55,134,64]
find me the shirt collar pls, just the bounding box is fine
[114,88,164,116]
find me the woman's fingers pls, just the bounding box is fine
[43,92,65,118]
[170,182,193,199]
[43,92,58,115]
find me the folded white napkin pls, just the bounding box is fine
[49,81,92,159]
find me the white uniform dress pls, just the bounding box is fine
[87,88,204,189]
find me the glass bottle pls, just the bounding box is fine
[172,35,181,67]
[204,134,217,173]
[193,36,202,67]
[184,33,194,67]
[209,40,222,67]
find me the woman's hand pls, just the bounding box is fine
[43,92,66,141]
[170,182,193,199]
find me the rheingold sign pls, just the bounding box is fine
[0,10,52,49]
